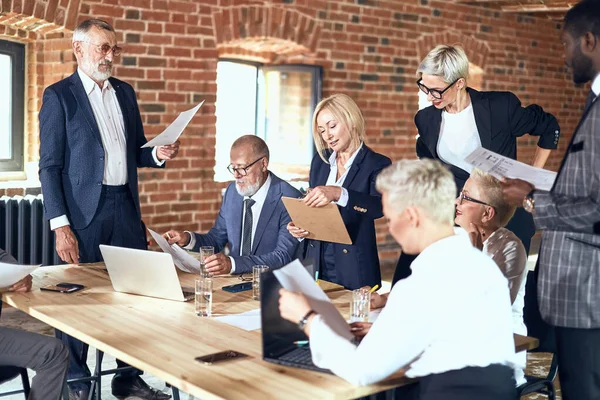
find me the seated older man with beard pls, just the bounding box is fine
[165,135,301,275]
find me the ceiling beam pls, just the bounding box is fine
[501,4,572,13]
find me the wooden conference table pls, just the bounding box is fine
[1,264,538,400]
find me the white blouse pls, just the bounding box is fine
[484,227,528,386]
[308,234,515,386]
[437,103,481,173]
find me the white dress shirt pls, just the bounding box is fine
[592,73,600,97]
[50,69,163,231]
[437,103,481,174]
[186,174,272,274]
[308,233,515,386]
[326,142,363,207]
[483,227,528,386]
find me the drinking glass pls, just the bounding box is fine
[195,277,213,317]
[199,246,214,277]
[252,265,269,300]
[350,288,371,322]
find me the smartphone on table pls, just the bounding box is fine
[222,282,252,293]
[195,350,249,365]
[40,282,84,293]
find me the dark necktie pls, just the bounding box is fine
[241,198,255,256]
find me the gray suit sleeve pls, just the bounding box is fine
[0,248,17,264]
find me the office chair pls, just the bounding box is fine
[516,269,558,399]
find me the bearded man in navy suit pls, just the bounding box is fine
[39,18,177,400]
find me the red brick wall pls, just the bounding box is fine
[0,0,586,267]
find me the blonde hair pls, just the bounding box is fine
[417,45,469,84]
[312,94,365,163]
[376,159,456,226]
[469,169,516,227]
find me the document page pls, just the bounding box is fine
[142,100,204,148]
[147,228,200,273]
[273,259,354,341]
[214,309,261,331]
[0,262,40,288]
[465,147,557,191]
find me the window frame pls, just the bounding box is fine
[0,39,25,173]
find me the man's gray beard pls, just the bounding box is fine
[82,58,112,82]
[235,180,261,197]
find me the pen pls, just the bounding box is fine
[369,284,379,293]
[166,232,172,239]
[294,340,309,346]
[315,271,319,282]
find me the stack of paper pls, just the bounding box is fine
[147,228,200,274]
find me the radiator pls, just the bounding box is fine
[0,195,60,265]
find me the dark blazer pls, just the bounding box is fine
[415,87,561,192]
[191,173,301,274]
[38,72,162,230]
[0,248,16,264]
[304,145,391,290]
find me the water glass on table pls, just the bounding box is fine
[195,277,213,317]
[350,288,371,322]
[252,265,269,300]
[199,246,214,277]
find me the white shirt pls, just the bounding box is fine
[437,103,481,174]
[592,73,600,97]
[50,69,163,231]
[326,142,363,207]
[308,233,515,386]
[483,227,528,386]
[186,174,272,274]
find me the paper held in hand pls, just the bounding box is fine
[273,259,354,341]
[141,100,205,148]
[147,228,200,274]
[281,197,352,245]
[0,262,39,288]
[464,147,557,191]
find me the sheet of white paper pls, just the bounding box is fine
[0,262,40,288]
[273,259,354,341]
[213,309,261,331]
[465,147,557,191]
[141,100,204,148]
[147,228,199,273]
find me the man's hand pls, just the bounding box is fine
[466,223,485,250]
[54,226,79,264]
[500,178,534,207]
[164,230,190,247]
[156,140,181,161]
[304,186,342,208]
[204,253,232,275]
[360,286,388,309]
[287,222,310,239]
[9,275,32,293]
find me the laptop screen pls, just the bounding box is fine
[260,270,307,359]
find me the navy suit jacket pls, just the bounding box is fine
[304,146,391,290]
[39,72,162,229]
[190,173,301,274]
[415,87,560,192]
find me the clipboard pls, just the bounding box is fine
[281,197,352,245]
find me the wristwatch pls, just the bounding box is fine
[523,190,535,214]
[298,310,316,330]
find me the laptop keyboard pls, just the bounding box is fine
[268,347,332,374]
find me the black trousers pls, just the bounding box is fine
[394,364,516,400]
[555,326,600,400]
[57,185,147,391]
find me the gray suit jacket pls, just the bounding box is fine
[534,94,600,329]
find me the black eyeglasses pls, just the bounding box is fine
[78,41,122,57]
[227,157,264,176]
[458,191,493,207]
[416,78,459,100]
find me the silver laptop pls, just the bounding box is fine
[99,244,194,302]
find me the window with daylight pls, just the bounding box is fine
[0,39,25,172]
[215,60,322,182]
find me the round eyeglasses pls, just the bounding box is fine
[417,78,459,100]
[78,41,122,57]
[227,157,264,177]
